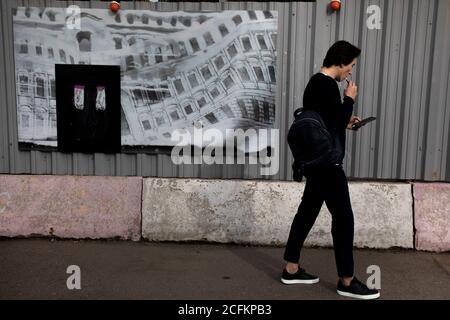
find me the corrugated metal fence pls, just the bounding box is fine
[1,0,449,181]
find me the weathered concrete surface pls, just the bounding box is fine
[306,182,413,249]
[142,178,413,248]
[414,183,450,252]
[0,175,142,241]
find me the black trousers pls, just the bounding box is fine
[283,164,354,278]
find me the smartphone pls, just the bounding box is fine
[351,116,376,130]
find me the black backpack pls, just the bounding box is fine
[287,108,343,182]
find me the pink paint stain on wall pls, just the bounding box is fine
[0,175,142,241]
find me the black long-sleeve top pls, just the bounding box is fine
[302,73,354,161]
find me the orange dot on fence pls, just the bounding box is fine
[110,1,120,13]
[330,0,341,11]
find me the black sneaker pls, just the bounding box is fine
[281,268,319,284]
[337,277,380,300]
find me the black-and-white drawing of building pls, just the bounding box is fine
[13,8,278,147]
[13,7,80,145]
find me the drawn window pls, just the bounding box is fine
[46,11,55,22]
[177,41,188,57]
[252,99,260,120]
[219,24,229,37]
[201,65,213,81]
[19,42,28,54]
[77,32,91,52]
[223,75,235,90]
[214,56,225,71]
[227,43,238,58]
[147,89,158,102]
[198,15,208,24]
[188,73,199,88]
[155,47,163,63]
[170,110,180,121]
[35,77,45,97]
[126,55,136,71]
[268,66,276,83]
[160,84,171,98]
[237,99,248,118]
[270,33,277,48]
[59,49,66,63]
[232,15,242,25]
[203,32,215,46]
[263,11,274,19]
[133,89,146,105]
[197,97,207,108]
[142,120,152,130]
[257,35,268,50]
[21,114,30,128]
[189,38,200,52]
[48,48,54,59]
[238,67,251,81]
[114,38,122,49]
[19,74,29,95]
[140,53,149,66]
[242,37,252,52]
[209,87,220,99]
[142,15,149,24]
[184,104,193,115]
[253,66,265,82]
[248,11,257,20]
[174,79,185,95]
[205,112,218,124]
[181,17,192,27]
[155,115,166,126]
[36,46,42,56]
[49,78,56,98]
[168,44,176,60]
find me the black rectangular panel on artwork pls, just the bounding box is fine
[55,64,121,153]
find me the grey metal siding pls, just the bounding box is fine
[1,0,449,181]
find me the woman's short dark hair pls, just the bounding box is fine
[323,40,361,67]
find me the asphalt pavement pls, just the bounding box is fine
[0,238,449,300]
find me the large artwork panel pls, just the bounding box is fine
[13,7,278,150]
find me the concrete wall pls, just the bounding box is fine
[0,175,448,252]
[0,175,142,241]
[141,178,413,249]
[413,183,450,252]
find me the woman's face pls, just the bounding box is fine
[338,58,357,82]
